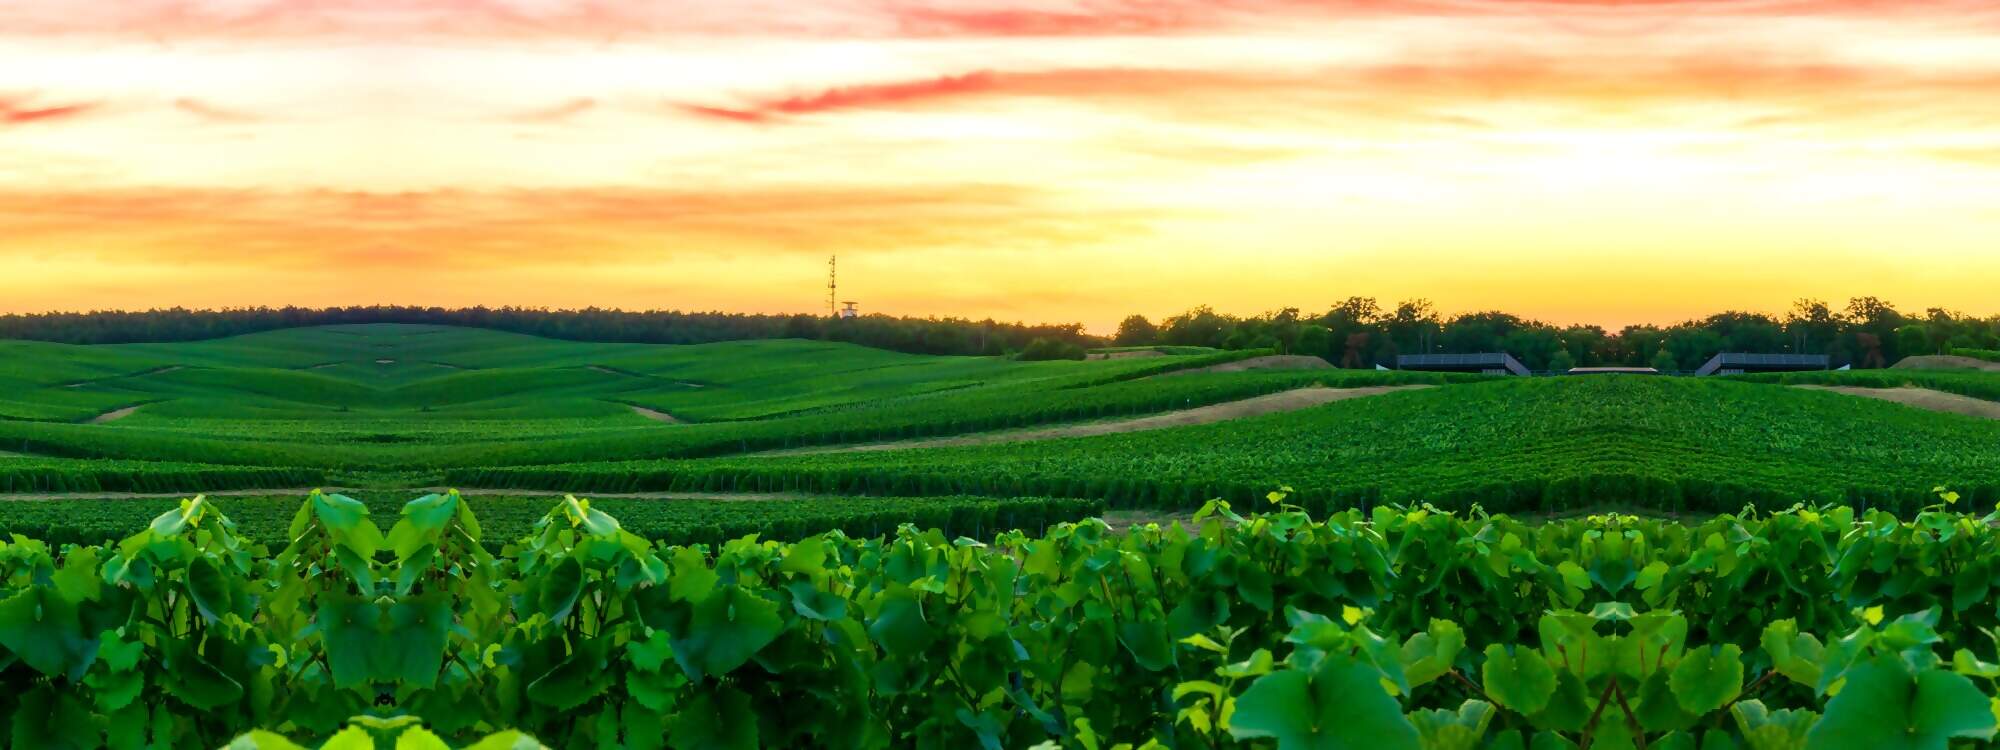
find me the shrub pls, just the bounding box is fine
[1014,337,1086,361]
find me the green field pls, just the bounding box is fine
[6,323,2000,521]
[10,323,2000,747]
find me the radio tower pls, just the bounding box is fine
[827,255,837,317]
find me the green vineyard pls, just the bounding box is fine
[5,323,2000,748]
[449,377,2000,514]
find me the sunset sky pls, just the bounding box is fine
[3,0,1997,331]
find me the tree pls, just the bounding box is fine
[1112,315,1158,346]
[1897,324,1931,360]
[1549,349,1577,373]
[1295,325,1331,362]
[1158,306,1234,349]
[1383,299,1440,356]
[1784,299,1839,355]
[1651,348,1679,373]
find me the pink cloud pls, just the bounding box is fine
[1,95,101,125]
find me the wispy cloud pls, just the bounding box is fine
[504,98,597,124]
[0,184,1158,268]
[1,95,101,125]
[171,97,262,123]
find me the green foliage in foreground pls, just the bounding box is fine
[7,489,2000,747]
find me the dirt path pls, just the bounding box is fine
[628,405,682,423]
[1894,355,2000,372]
[758,385,1431,456]
[0,488,806,502]
[1087,350,1166,361]
[1158,354,1331,377]
[1794,385,2000,420]
[88,405,142,424]
[62,365,185,388]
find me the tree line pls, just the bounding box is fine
[6,300,1993,369]
[0,306,1097,358]
[1113,297,2000,371]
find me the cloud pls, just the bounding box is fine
[172,97,262,123]
[13,0,1992,43]
[679,71,1003,122]
[0,184,1159,270]
[504,98,597,124]
[1,95,101,125]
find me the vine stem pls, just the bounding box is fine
[1608,681,1646,750]
[1578,680,1619,749]
[1447,669,1490,701]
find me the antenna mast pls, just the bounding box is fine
[827,255,836,317]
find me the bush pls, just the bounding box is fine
[1014,337,1086,361]
[1951,348,2000,363]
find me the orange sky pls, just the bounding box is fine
[3,0,1997,332]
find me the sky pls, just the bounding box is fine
[2,0,1997,332]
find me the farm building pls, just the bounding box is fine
[1566,367,1661,375]
[1397,353,1530,376]
[1693,353,1830,376]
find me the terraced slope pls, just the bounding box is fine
[6,324,1432,486]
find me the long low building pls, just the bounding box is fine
[1694,352,1831,376]
[1396,352,1530,376]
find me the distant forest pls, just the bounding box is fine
[1112,297,2000,371]
[4,299,1995,369]
[0,306,1095,358]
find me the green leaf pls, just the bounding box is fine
[1671,645,1745,715]
[317,595,380,690]
[527,638,615,711]
[778,537,828,576]
[671,586,783,681]
[667,687,759,750]
[1119,619,1176,672]
[185,556,235,624]
[668,547,718,603]
[53,546,101,602]
[11,686,100,750]
[867,590,935,659]
[1229,655,1421,750]
[314,491,382,557]
[1731,701,1814,750]
[0,585,98,681]
[1402,620,1466,689]
[159,635,244,710]
[785,580,846,622]
[1409,700,1494,750]
[382,595,454,687]
[539,555,584,624]
[1762,621,1825,688]
[1806,657,1997,749]
[1483,644,1558,716]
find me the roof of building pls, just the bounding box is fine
[1396,352,1530,376]
[1567,367,1661,375]
[1694,352,1831,376]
